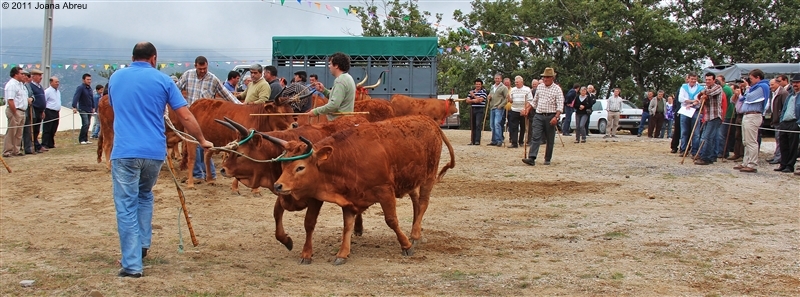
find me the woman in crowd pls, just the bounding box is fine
[573,86,592,143]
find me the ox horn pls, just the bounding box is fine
[363,71,386,89]
[299,136,313,155]
[214,118,237,131]
[356,68,368,87]
[273,87,287,102]
[259,133,288,148]
[223,117,250,138]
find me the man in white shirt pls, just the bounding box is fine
[3,67,31,157]
[509,76,532,148]
[42,76,62,149]
[677,72,704,155]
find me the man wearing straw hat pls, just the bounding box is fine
[522,67,564,166]
[306,52,356,121]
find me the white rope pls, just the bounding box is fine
[0,111,95,130]
[722,121,800,134]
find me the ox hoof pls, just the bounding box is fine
[333,257,348,266]
[232,190,241,196]
[251,192,262,197]
[298,258,312,265]
[354,230,363,237]
[401,247,414,257]
[282,238,294,251]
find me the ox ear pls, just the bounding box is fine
[316,146,333,164]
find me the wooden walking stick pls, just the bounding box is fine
[681,95,706,164]
[0,155,12,173]
[28,108,36,154]
[165,151,199,246]
[553,117,565,147]
[693,140,706,161]
[523,112,533,158]
[722,119,733,161]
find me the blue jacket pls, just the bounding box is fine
[782,88,800,125]
[72,83,94,112]
[29,82,46,110]
[739,79,770,114]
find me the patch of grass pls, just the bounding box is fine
[722,273,735,280]
[662,173,677,179]
[579,273,595,279]
[611,272,624,280]
[567,223,579,228]
[441,270,471,281]
[549,204,566,208]
[504,174,516,177]
[704,293,721,297]
[635,272,644,277]
[519,282,530,288]
[603,231,628,239]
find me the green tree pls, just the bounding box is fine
[353,0,442,37]
[671,0,800,64]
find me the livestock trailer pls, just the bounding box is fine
[270,36,439,100]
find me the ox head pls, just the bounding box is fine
[267,136,330,198]
[214,117,285,190]
[355,71,387,101]
[262,100,296,131]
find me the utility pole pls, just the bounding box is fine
[41,0,54,88]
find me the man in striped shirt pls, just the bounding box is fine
[466,78,488,145]
[695,73,723,165]
[522,68,564,166]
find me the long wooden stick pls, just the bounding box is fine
[165,154,199,246]
[523,114,532,158]
[251,112,370,116]
[681,99,706,164]
[693,140,705,161]
[0,155,11,173]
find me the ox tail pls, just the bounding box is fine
[179,141,189,171]
[436,127,455,182]
[96,133,104,163]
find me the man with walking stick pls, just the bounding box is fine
[695,73,724,165]
[109,42,212,278]
[466,79,488,145]
[522,68,564,166]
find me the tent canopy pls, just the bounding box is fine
[703,63,800,82]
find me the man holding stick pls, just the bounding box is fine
[522,68,564,166]
[695,73,723,165]
[306,52,356,121]
[109,42,212,278]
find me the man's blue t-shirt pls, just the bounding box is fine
[109,61,188,161]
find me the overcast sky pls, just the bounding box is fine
[0,0,473,59]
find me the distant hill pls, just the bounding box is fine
[1,27,260,107]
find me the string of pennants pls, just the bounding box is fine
[438,28,624,54]
[2,60,268,71]
[273,0,357,15]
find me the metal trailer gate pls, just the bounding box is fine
[270,36,439,100]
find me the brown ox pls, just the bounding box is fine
[389,94,458,124]
[96,95,183,171]
[215,116,369,264]
[270,115,456,265]
[354,71,386,101]
[184,98,295,191]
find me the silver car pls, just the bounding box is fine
[560,99,643,134]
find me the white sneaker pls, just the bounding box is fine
[80,141,88,145]
[86,141,93,144]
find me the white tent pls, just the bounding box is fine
[703,63,800,82]
[0,105,91,135]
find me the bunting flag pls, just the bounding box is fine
[104,64,109,70]
[2,64,7,69]
[281,0,285,5]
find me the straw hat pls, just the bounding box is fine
[540,67,556,77]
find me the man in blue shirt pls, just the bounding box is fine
[72,73,95,145]
[91,84,104,139]
[223,71,240,93]
[109,42,212,278]
[734,69,770,173]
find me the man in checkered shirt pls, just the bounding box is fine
[522,68,564,166]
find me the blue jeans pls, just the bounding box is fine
[490,108,505,144]
[699,118,721,162]
[638,112,650,135]
[562,106,574,135]
[112,158,162,275]
[679,112,701,153]
[661,119,673,138]
[91,114,101,138]
[193,146,216,179]
[79,112,91,142]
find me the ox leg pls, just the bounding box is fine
[250,187,261,197]
[299,198,323,265]
[185,142,196,189]
[231,179,240,195]
[204,150,216,185]
[353,213,364,237]
[273,196,293,251]
[411,185,433,247]
[377,189,414,257]
[333,207,358,265]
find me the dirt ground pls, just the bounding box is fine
[1,129,798,296]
